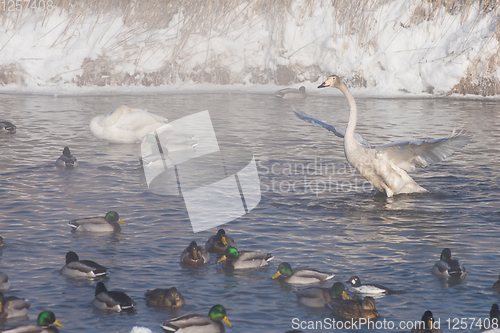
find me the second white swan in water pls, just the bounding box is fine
[296,75,471,197]
[90,105,168,143]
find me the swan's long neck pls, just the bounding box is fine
[338,83,358,142]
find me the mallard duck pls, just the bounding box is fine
[145,287,185,308]
[90,105,168,143]
[346,276,404,296]
[0,272,10,291]
[411,310,442,333]
[3,311,64,333]
[493,275,500,292]
[217,246,273,270]
[329,296,379,320]
[161,304,231,333]
[92,282,136,312]
[483,304,500,331]
[205,229,236,254]
[295,282,349,308]
[275,86,307,99]
[60,251,108,278]
[272,262,334,285]
[181,241,210,266]
[432,248,466,279]
[55,147,79,168]
[0,121,16,134]
[0,292,30,319]
[68,211,126,233]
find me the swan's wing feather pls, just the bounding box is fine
[294,110,371,148]
[377,130,472,171]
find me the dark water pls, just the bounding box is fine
[0,91,499,333]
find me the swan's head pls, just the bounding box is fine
[318,75,342,89]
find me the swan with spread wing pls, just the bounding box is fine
[295,75,471,197]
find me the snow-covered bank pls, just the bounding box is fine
[0,0,499,96]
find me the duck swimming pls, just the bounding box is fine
[2,311,64,333]
[181,241,210,266]
[60,251,108,278]
[0,292,30,319]
[205,229,236,254]
[161,304,231,333]
[0,272,10,291]
[0,121,16,134]
[68,211,126,233]
[272,262,334,285]
[329,296,379,320]
[432,248,466,279]
[55,147,78,168]
[295,282,349,308]
[90,105,168,143]
[346,276,404,296]
[92,282,136,312]
[275,86,307,99]
[217,246,273,270]
[295,75,471,197]
[411,310,442,333]
[145,287,185,308]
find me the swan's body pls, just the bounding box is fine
[276,86,306,99]
[296,75,472,197]
[60,251,108,278]
[55,147,78,168]
[90,105,168,143]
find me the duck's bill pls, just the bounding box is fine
[217,255,227,263]
[221,236,228,246]
[342,291,350,299]
[54,319,65,328]
[118,218,127,225]
[192,249,198,260]
[223,316,232,326]
[271,271,281,279]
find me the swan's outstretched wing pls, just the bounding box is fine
[376,129,472,171]
[294,109,371,148]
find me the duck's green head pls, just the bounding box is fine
[272,262,293,279]
[37,311,64,328]
[208,304,232,327]
[216,229,228,246]
[421,310,436,330]
[330,282,349,299]
[188,241,199,260]
[217,246,239,263]
[105,211,127,225]
[440,248,453,261]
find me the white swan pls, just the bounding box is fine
[296,75,472,197]
[90,105,168,143]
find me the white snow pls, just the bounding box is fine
[0,0,498,96]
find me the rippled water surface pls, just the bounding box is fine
[0,92,499,333]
